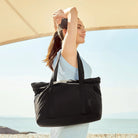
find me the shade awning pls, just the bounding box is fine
[0,0,138,46]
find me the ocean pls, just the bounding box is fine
[0,117,138,134]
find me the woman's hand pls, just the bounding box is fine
[52,9,67,31]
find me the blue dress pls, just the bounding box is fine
[50,49,92,138]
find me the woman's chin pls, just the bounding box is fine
[80,39,85,43]
[77,39,85,44]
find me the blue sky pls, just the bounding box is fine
[0,29,138,118]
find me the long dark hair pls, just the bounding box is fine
[42,18,68,71]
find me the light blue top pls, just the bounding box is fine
[50,49,92,138]
[52,49,92,81]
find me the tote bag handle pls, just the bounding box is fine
[49,50,85,87]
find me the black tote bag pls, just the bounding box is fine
[31,50,102,127]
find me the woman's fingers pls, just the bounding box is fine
[56,17,62,25]
[52,9,67,29]
[52,9,66,19]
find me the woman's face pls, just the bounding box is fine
[62,18,86,46]
[76,18,86,44]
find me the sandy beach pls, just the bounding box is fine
[0,134,138,138]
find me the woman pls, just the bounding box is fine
[43,7,92,138]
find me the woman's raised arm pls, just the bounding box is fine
[61,7,78,68]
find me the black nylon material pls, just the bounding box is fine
[31,50,102,127]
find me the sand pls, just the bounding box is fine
[0,134,138,138]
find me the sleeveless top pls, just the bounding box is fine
[50,49,92,138]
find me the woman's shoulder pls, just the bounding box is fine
[52,49,77,72]
[80,56,92,76]
[52,49,78,80]
[80,56,92,70]
[52,49,92,77]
